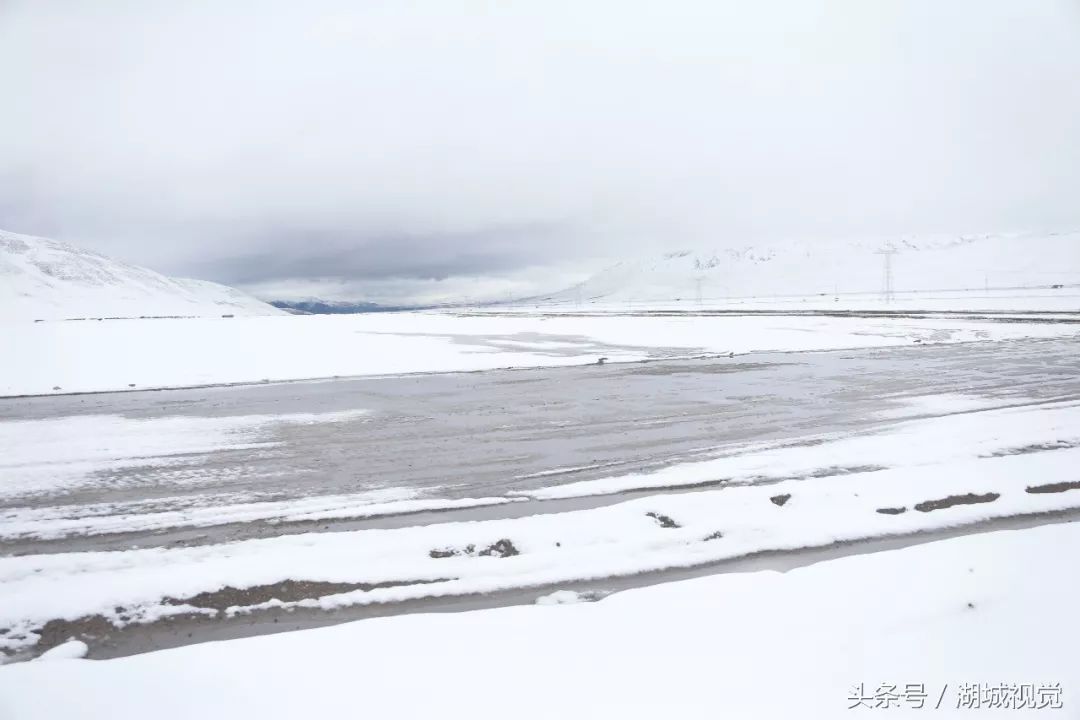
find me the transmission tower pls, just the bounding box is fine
[874,244,897,304]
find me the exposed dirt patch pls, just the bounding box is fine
[770,494,792,507]
[876,506,908,515]
[1025,481,1080,495]
[35,615,117,656]
[914,492,1000,513]
[703,531,724,541]
[986,439,1080,458]
[430,544,474,558]
[479,539,520,557]
[430,539,520,559]
[163,578,448,612]
[430,545,473,559]
[646,512,681,528]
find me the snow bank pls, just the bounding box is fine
[33,640,87,662]
[1,522,1076,718]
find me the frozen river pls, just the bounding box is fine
[2,335,1078,553]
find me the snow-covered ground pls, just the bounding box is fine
[531,231,1080,311]
[2,233,1077,714]
[510,286,1080,313]
[1,521,1075,719]
[0,230,282,322]
[1,398,1078,660]
[3,310,1077,396]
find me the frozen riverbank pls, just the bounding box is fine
[1,521,1075,718]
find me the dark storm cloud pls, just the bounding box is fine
[183,224,572,285]
[2,0,1079,301]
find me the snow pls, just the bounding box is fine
[0,229,282,322]
[0,406,517,539]
[535,589,595,605]
[1,400,1078,658]
[0,409,370,499]
[0,492,516,542]
[1,521,1076,718]
[3,310,1076,396]
[33,640,87,662]
[531,231,1080,311]
[516,397,1080,500]
[2,228,1077,714]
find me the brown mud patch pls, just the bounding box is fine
[164,578,448,612]
[914,493,1000,513]
[1025,481,1080,495]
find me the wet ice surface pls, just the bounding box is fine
[2,336,1079,554]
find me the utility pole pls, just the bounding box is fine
[874,244,897,304]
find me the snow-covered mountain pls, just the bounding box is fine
[0,230,283,322]
[534,232,1080,306]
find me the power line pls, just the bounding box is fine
[873,244,897,303]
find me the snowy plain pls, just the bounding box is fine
[3,309,1078,396]
[0,521,1075,719]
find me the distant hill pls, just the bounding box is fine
[533,232,1080,306]
[0,229,284,322]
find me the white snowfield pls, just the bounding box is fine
[0,229,282,322]
[1,522,1076,719]
[3,310,1077,396]
[1,400,1078,657]
[533,231,1080,311]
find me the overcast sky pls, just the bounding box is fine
[2,0,1079,303]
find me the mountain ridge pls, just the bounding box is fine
[0,230,284,322]
[532,231,1080,305]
